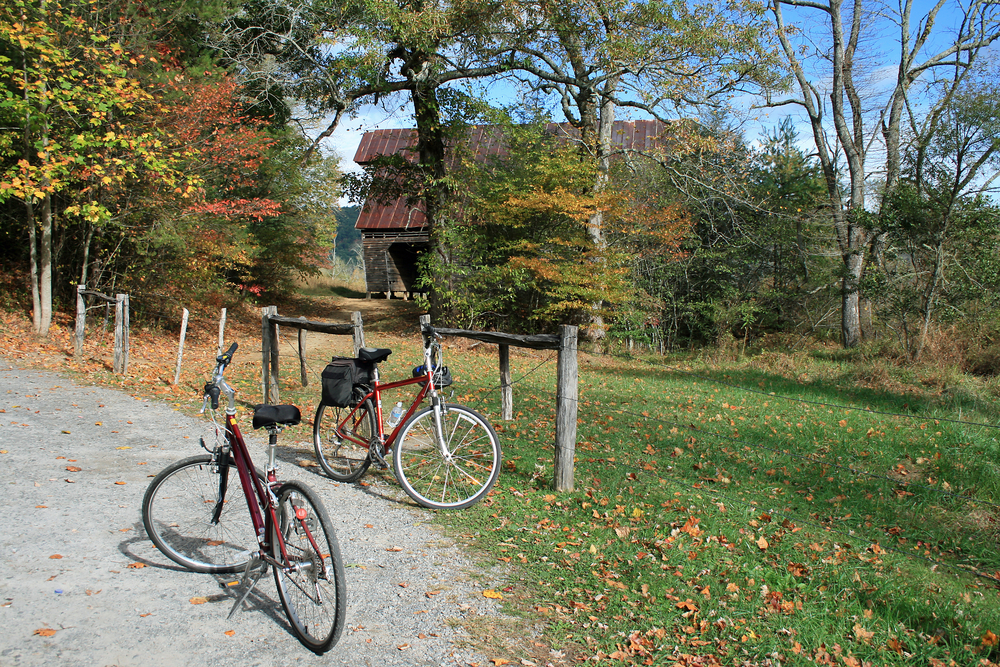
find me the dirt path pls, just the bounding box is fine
[0,358,511,667]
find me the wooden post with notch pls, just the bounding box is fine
[554,325,578,492]
[261,305,279,404]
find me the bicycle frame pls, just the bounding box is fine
[210,376,325,577]
[332,329,447,455]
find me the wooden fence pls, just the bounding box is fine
[74,285,129,374]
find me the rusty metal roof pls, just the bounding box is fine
[353,120,668,231]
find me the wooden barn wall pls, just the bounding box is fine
[362,232,429,293]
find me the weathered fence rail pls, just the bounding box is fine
[74,285,129,374]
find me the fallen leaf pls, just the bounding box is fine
[126,562,145,569]
[397,643,410,650]
[853,623,874,643]
[33,628,56,637]
[491,660,510,666]
[386,547,403,552]
[115,446,131,450]
[756,536,769,550]
[139,613,152,617]
[65,466,81,472]
[425,590,442,598]
[86,589,101,596]
[114,481,126,485]
[190,597,208,605]
[483,589,504,600]
[224,630,235,637]
[36,505,47,509]
[983,631,998,647]
[49,554,63,560]
[298,460,319,468]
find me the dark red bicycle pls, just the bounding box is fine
[142,343,346,654]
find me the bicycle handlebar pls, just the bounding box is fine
[202,342,239,412]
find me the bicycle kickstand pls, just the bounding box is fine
[227,553,268,619]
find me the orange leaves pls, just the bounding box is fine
[33,628,57,637]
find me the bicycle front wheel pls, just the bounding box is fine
[392,404,501,510]
[142,454,262,574]
[272,481,346,654]
[313,397,374,482]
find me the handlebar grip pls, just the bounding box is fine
[217,341,239,365]
[205,383,221,410]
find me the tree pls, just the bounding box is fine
[875,71,1000,359]
[0,0,195,334]
[508,0,779,337]
[215,0,517,314]
[764,0,1000,348]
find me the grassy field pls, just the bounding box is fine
[4,295,1000,665]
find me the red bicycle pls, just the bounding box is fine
[313,323,501,510]
[142,343,346,654]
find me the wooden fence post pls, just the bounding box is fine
[352,311,365,355]
[173,308,189,385]
[113,294,130,374]
[218,307,227,355]
[298,321,308,387]
[261,305,279,404]
[554,324,578,492]
[499,344,513,420]
[74,284,86,359]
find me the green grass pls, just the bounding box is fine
[179,331,1000,665]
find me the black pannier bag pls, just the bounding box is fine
[321,357,375,407]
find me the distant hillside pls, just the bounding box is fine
[335,206,361,262]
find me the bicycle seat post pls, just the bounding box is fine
[266,426,281,472]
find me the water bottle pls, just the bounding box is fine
[387,402,404,427]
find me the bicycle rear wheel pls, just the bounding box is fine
[392,404,501,510]
[142,454,263,574]
[313,395,374,482]
[272,481,346,654]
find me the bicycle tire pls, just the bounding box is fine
[392,404,501,510]
[272,481,346,654]
[313,395,374,482]
[142,454,264,574]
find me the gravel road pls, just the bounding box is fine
[0,359,515,667]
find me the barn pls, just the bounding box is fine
[352,120,668,299]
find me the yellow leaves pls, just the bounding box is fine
[483,589,504,600]
[189,596,208,605]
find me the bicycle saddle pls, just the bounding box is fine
[358,347,392,364]
[252,404,302,430]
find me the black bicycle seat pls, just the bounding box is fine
[252,404,302,430]
[358,347,392,364]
